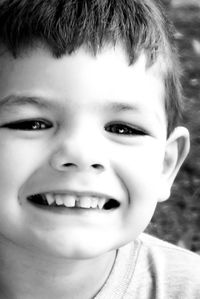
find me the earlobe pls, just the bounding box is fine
[158,126,190,202]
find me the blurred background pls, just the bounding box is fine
[146,0,200,254]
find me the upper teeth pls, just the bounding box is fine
[45,193,107,209]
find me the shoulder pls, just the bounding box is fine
[138,232,200,263]
[137,233,200,272]
[96,235,200,299]
[130,233,200,298]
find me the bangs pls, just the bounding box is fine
[0,0,170,65]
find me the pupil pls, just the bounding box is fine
[32,121,43,129]
[33,123,38,129]
[119,127,125,133]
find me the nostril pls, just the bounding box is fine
[63,163,77,168]
[91,164,104,171]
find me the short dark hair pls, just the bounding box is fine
[0,0,183,136]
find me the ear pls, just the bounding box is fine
[158,126,190,202]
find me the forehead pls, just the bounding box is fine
[0,45,166,128]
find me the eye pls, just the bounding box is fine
[105,122,147,136]
[1,119,53,131]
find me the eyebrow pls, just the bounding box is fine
[0,95,137,111]
[104,102,138,112]
[0,95,51,110]
[104,101,164,126]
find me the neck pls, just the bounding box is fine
[0,238,116,299]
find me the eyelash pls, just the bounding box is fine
[1,119,52,131]
[1,119,147,137]
[105,122,147,136]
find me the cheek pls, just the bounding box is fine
[113,142,164,191]
[0,138,47,192]
[0,139,49,240]
[111,143,165,233]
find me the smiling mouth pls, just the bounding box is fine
[27,193,120,211]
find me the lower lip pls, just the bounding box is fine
[25,199,115,216]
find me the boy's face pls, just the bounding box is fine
[0,45,188,259]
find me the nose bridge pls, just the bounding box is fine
[49,121,107,171]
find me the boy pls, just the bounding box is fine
[0,0,199,298]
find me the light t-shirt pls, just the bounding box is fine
[95,233,200,298]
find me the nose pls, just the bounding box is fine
[49,134,107,173]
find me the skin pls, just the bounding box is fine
[0,44,189,298]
